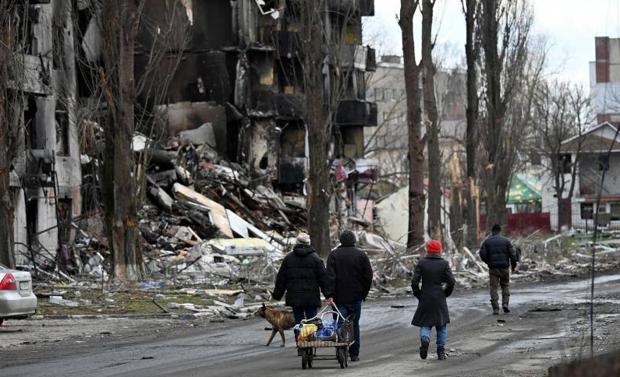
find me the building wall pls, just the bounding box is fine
[591,37,620,125]
[578,153,620,196]
[10,1,83,264]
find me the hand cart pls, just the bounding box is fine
[296,305,354,369]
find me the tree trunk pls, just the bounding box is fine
[101,0,143,282]
[400,0,425,250]
[303,1,331,257]
[422,0,441,241]
[463,0,479,247]
[481,0,507,231]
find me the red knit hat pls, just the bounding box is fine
[426,239,442,254]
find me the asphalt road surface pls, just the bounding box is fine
[2,274,620,377]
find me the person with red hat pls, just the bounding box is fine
[411,239,456,360]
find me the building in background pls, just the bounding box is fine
[590,36,620,126]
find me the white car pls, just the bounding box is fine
[0,263,37,326]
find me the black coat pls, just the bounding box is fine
[479,233,518,269]
[411,255,456,327]
[326,244,373,304]
[272,244,329,308]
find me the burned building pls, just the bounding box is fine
[6,1,82,267]
[133,0,377,195]
[3,0,377,268]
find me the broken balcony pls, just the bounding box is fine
[8,54,52,95]
[335,100,378,127]
[250,90,305,119]
[339,45,376,71]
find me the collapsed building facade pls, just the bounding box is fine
[6,0,377,267]
[133,0,378,223]
[7,1,82,267]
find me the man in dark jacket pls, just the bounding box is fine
[326,230,373,362]
[411,240,455,360]
[479,224,519,315]
[272,232,330,324]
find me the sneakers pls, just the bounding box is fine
[350,355,360,362]
[419,337,430,359]
[492,308,499,315]
[502,305,510,313]
[437,347,447,360]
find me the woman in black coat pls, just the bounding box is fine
[411,240,456,360]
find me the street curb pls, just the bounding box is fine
[30,313,201,320]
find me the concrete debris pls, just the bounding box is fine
[49,296,80,307]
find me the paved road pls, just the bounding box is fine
[2,274,619,377]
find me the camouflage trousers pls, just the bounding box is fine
[489,268,510,309]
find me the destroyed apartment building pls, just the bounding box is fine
[4,1,378,274]
[4,1,82,268]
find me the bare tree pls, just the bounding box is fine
[300,1,331,256]
[98,0,144,282]
[479,0,532,229]
[461,0,480,247]
[533,81,592,228]
[400,0,426,249]
[421,0,441,240]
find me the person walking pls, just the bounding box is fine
[326,230,373,362]
[479,224,519,315]
[411,239,456,360]
[272,232,330,324]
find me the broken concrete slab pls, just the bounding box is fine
[173,183,233,238]
[207,238,277,256]
[179,123,216,146]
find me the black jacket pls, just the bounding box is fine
[272,244,329,308]
[411,255,455,327]
[479,233,518,269]
[326,244,373,304]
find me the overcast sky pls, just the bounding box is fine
[363,0,620,87]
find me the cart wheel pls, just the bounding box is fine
[302,354,308,370]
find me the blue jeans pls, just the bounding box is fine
[420,325,448,348]
[293,306,318,324]
[336,301,362,358]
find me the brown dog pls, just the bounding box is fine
[255,303,295,347]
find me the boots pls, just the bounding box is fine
[437,347,447,360]
[419,337,430,360]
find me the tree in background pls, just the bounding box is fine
[421,0,441,240]
[399,0,426,250]
[479,0,532,229]
[532,81,592,228]
[461,0,481,247]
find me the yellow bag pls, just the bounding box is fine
[299,324,318,341]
